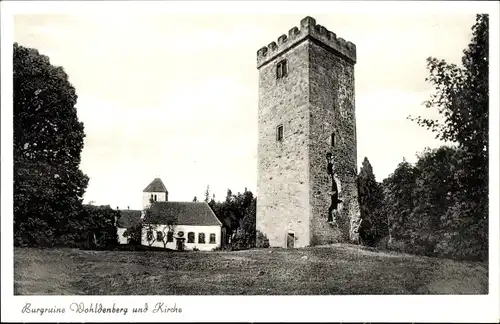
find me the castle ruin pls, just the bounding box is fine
[256,16,361,248]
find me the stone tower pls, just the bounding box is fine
[256,16,361,248]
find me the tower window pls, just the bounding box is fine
[154,194,157,201]
[277,124,284,142]
[331,132,335,147]
[276,59,288,79]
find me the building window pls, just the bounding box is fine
[209,233,216,244]
[277,124,284,142]
[154,194,157,201]
[167,231,173,242]
[198,233,206,244]
[147,229,153,241]
[156,231,164,241]
[187,232,195,243]
[331,132,335,147]
[276,59,288,79]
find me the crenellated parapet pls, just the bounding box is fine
[257,16,356,68]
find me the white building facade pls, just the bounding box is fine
[141,224,222,251]
[141,200,224,251]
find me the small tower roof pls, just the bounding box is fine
[143,178,168,193]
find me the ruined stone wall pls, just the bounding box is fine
[308,41,361,244]
[256,41,311,248]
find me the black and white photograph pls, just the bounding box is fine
[1,0,499,322]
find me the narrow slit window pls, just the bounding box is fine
[276,60,288,79]
[277,125,284,142]
[331,132,335,147]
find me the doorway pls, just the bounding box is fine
[176,238,185,251]
[287,233,295,249]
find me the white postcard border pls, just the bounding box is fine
[1,1,499,323]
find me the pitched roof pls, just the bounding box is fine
[143,202,222,226]
[117,210,143,228]
[143,178,168,193]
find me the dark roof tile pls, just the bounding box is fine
[143,202,222,226]
[117,210,142,228]
[143,178,168,193]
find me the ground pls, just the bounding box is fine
[14,244,488,295]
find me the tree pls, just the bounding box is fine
[232,196,257,250]
[80,205,119,249]
[406,147,460,255]
[226,189,233,202]
[204,185,210,202]
[382,159,419,242]
[410,15,488,155]
[357,157,385,246]
[206,187,257,250]
[144,224,157,247]
[13,43,89,246]
[122,223,142,246]
[225,189,256,250]
[143,202,178,248]
[193,196,198,202]
[409,15,489,260]
[156,225,175,249]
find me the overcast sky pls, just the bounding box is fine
[13,12,477,209]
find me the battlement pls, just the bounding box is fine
[256,16,356,68]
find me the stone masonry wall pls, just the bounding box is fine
[309,41,361,244]
[256,16,361,247]
[256,41,311,248]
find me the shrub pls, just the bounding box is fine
[122,224,142,246]
[255,230,270,248]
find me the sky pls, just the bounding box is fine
[13,12,477,209]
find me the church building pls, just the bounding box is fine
[116,178,224,251]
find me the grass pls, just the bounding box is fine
[14,243,488,295]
